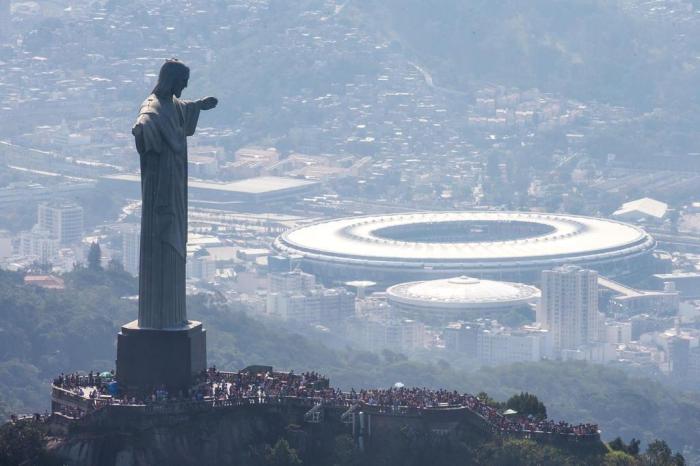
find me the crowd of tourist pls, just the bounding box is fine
[53,370,139,410]
[54,372,108,399]
[199,367,330,404]
[51,367,598,438]
[461,395,598,436]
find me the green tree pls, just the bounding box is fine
[27,260,52,275]
[505,392,547,420]
[0,421,51,466]
[332,435,360,466]
[641,440,685,466]
[87,242,102,272]
[382,349,408,364]
[107,259,124,273]
[609,437,641,456]
[479,439,574,466]
[477,392,503,409]
[604,450,638,466]
[264,439,302,466]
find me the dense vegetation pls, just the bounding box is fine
[246,434,685,466]
[0,269,699,462]
[0,419,686,466]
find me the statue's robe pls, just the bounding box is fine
[132,94,200,329]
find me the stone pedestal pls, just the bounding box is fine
[116,320,206,395]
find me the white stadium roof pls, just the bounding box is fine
[275,212,654,264]
[387,276,540,309]
[272,212,656,282]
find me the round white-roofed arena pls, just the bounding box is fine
[387,276,541,324]
[272,211,656,285]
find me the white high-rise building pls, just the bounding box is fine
[187,254,217,281]
[538,265,599,354]
[20,227,58,263]
[349,318,426,353]
[478,329,547,365]
[0,230,12,259]
[604,321,632,345]
[267,286,354,326]
[122,225,140,276]
[37,201,84,245]
[268,270,315,293]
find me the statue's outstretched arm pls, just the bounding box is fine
[198,97,218,111]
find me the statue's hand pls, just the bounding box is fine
[200,97,218,110]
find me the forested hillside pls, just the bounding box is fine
[0,269,699,461]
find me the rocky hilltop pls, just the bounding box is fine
[37,366,608,466]
[2,364,687,465]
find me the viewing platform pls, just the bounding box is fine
[50,366,600,444]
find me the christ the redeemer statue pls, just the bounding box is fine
[116,59,215,394]
[132,59,218,329]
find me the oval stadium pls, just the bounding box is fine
[386,276,541,325]
[272,212,657,284]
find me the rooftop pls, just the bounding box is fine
[598,276,677,300]
[387,276,540,309]
[613,197,668,220]
[103,174,319,195]
[275,211,655,263]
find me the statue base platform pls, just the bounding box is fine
[116,320,206,395]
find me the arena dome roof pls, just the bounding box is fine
[387,276,540,309]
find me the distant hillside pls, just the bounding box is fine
[362,0,700,111]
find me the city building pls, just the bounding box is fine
[639,327,700,375]
[478,327,548,365]
[102,175,320,210]
[652,273,700,299]
[0,182,96,207]
[604,321,632,345]
[0,230,12,259]
[612,197,668,223]
[267,286,355,327]
[386,276,540,326]
[269,270,316,294]
[444,322,480,354]
[598,276,679,315]
[268,255,294,274]
[24,275,65,290]
[538,266,600,354]
[20,227,59,263]
[630,314,676,341]
[688,347,700,382]
[348,317,426,353]
[187,253,217,282]
[274,212,656,285]
[668,336,691,378]
[188,155,218,178]
[234,146,280,164]
[121,225,140,276]
[443,320,551,364]
[560,342,617,363]
[37,201,84,245]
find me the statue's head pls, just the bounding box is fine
[152,59,190,98]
